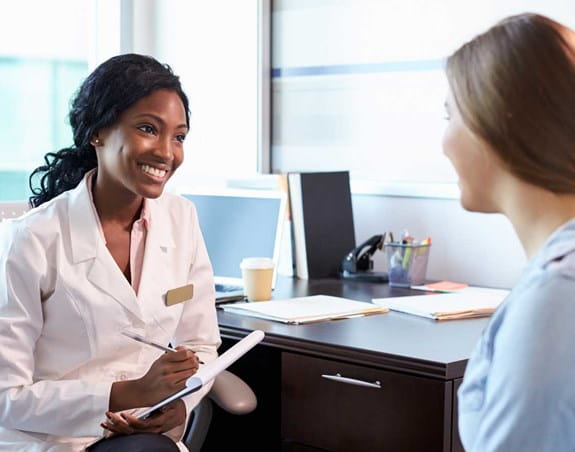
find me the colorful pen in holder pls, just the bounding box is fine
[385,240,431,287]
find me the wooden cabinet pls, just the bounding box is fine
[452,378,464,452]
[213,277,486,451]
[281,353,453,452]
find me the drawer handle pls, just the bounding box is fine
[321,373,381,389]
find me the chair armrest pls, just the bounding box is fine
[208,370,257,415]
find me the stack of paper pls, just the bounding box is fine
[221,295,388,324]
[372,287,509,320]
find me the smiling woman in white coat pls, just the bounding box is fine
[0,54,221,451]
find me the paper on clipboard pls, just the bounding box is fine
[137,330,264,420]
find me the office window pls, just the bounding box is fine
[154,0,261,190]
[271,0,575,194]
[0,0,260,200]
[0,1,92,202]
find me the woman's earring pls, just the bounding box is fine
[93,138,101,146]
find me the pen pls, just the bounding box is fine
[121,330,177,353]
[402,244,413,268]
[121,331,206,364]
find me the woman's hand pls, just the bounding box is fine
[101,400,187,436]
[136,346,201,405]
[109,347,201,412]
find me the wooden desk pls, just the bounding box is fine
[204,277,488,452]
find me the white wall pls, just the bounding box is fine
[352,194,526,289]
[230,175,526,289]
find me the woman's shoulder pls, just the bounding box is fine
[544,250,575,281]
[4,194,70,234]
[0,196,70,260]
[508,230,575,312]
[501,260,575,340]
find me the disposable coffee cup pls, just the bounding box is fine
[240,257,274,302]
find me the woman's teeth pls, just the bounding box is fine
[140,164,167,178]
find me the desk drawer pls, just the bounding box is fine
[281,353,452,452]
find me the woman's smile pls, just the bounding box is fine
[139,163,169,180]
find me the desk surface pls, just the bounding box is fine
[217,276,489,380]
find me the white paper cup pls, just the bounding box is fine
[240,257,274,301]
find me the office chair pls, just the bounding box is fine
[184,370,257,451]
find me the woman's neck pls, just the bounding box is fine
[91,173,144,229]
[501,179,575,259]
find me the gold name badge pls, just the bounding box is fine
[165,284,194,306]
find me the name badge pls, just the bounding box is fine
[165,284,194,306]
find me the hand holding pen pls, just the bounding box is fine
[121,330,205,363]
[108,330,203,417]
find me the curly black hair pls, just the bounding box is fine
[29,53,190,207]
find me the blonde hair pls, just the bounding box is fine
[446,13,575,193]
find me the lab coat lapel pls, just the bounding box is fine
[67,174,144,322]
[87,248,144,322]
[138,198,176,313]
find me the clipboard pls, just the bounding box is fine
[137,330,264,420]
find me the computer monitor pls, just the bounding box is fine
[182,189,286,288]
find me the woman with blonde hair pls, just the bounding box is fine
[443,13,575,451]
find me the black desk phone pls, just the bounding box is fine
[340,234,388,282]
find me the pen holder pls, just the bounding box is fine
[384,243,431,287]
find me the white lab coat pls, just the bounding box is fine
[0,174,221,451]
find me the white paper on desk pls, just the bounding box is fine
[137,330,264,420]
[410,284,506,295]
[372,288,509,320]
[221,295,387,324]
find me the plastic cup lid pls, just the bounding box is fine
[240,257,274,270]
